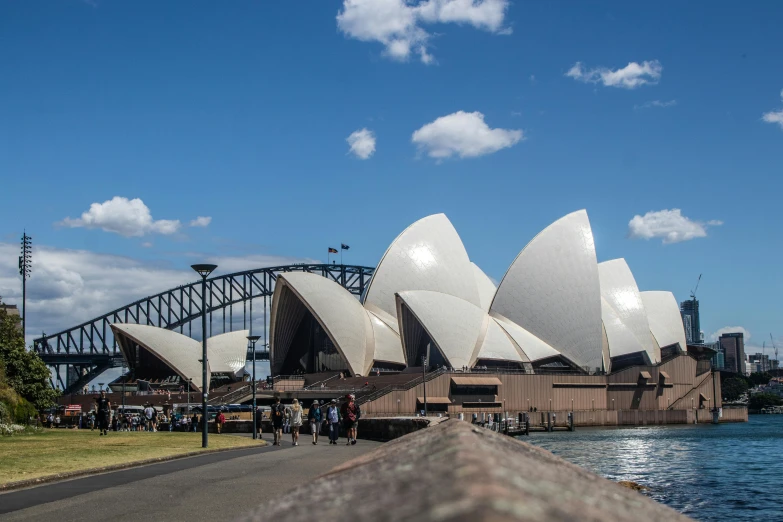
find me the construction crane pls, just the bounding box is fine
[690,274,702,300]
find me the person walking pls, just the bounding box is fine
[340,394,360,445]
[287,399,303,446]
[308,400,322,445]
[144,404,155,432]
[191,413,199,433]
[95,390,111,436]
[326,399,341,445]
[216,410,226,435]
[270,397,285,446]
[255,405,264,439]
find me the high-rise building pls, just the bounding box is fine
[720,332,746,374]
[707,341,724,369]
[680,299,702,345]
[748,353,772,373]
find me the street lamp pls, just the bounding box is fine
[98,382,105,392]
[188,378,193,408]
[247,335,261,440]
[421,355,428,417]
[192,263,217,448]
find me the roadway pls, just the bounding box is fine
[0,433,382,521]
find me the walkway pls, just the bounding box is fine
[0,433,382,521]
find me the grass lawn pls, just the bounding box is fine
[0,429,264,486]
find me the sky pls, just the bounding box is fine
[1,1,782,364]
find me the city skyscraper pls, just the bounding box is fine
[720,332,746,375]
[680,299,702,345]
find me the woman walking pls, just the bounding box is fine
[287,399,303,446]
[326,399,341,445]
[308,400,322,445]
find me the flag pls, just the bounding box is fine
[341,244,350,250]
[328,247,338,254]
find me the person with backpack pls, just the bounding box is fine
[255,405,264,439]
[286,399,303,446]
[95,390,111,436]
[340,394,360,445]
[270,397,285,446]
[326,399,341,445]
[308,400,322,445]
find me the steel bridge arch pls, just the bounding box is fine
[34,264,374,392]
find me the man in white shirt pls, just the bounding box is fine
[144,405,156,432]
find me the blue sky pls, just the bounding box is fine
[1,1,782,358]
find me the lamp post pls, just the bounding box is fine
[247,335,261,439]
[188,378,193,409]
[192,263,217,448]
[19,232,32,340]
[421,355,428,417]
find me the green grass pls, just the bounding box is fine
[0,429,264,486]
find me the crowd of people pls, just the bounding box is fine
[266,394,361,447]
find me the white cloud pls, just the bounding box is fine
[0,242,316,346]
[635,99,677,110]
[336,0,510,64]
[567,60,662,89]
[58,197,182,237]
[710,326,751,342]
[189,216,212,227]
[411,110,523,159]
[762,89,783,129]
[627,209,723,244]
[346,128,377,159]
[141,242,153,248]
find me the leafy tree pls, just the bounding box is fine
[748,372,773,387]
[722,377,749,402]
[749,393,783,410]
[0,301,59,411]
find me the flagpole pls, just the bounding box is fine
[340,247,343,266]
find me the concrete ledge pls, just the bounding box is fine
[238,419,690,522]
[0,442,266,493]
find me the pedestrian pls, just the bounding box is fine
[286,399,303,446]
[111,414,118,432]
[191,413,199,433]
[308,400,322,445]
[326,399,341,445]
[270,397,285,446]
[46,413,53,428]
[95,390,111,436]
[340,394,360,445]
[216,410,226,434]
[255,405,264,439]
[144,404,155,432]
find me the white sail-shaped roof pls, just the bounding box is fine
[490,210,603,370]
[490,312,560,362]
[641,291,688,352]
[207,330,249,375]
[477,317,529,364]
[598,259,658,363]
[600,297,648,361]
[270,272,373,376]
[396,290,484,369]
[367,310,406,365]
[471,262,497,312]
[363,214,481,321]
[111,323,210,392]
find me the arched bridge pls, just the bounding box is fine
[34,264,374,392]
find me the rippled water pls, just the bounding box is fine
[522,415,783,521]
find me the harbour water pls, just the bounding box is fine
[523,415,783,521]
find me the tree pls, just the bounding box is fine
[748,372,773,387]
[0,302,59,411]
[749,393,783,410]
[722,377,749,402]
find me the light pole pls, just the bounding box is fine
[192,263,217,448]
[421,355,428,417]
[18,232,31,340]
[247,335,261,439]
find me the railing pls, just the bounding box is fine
[304,373,341,389]
[358,368,447,405]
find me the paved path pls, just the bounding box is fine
[0,433,381,521]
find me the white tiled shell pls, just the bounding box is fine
[600,296,647,360]
[598,259,658,363]
[490,210,603,370]
[276,272,374,376]
[641,291,688,352]
[477,316,529,363]
[367,310,406,365]
[490,312,560,362]
[471,262,497,312]
[396,290,484,369]
[111,323,210,392]
[363,214,481,321]
[206,330,249,375]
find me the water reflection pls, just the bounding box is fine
[522,416,783,521]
